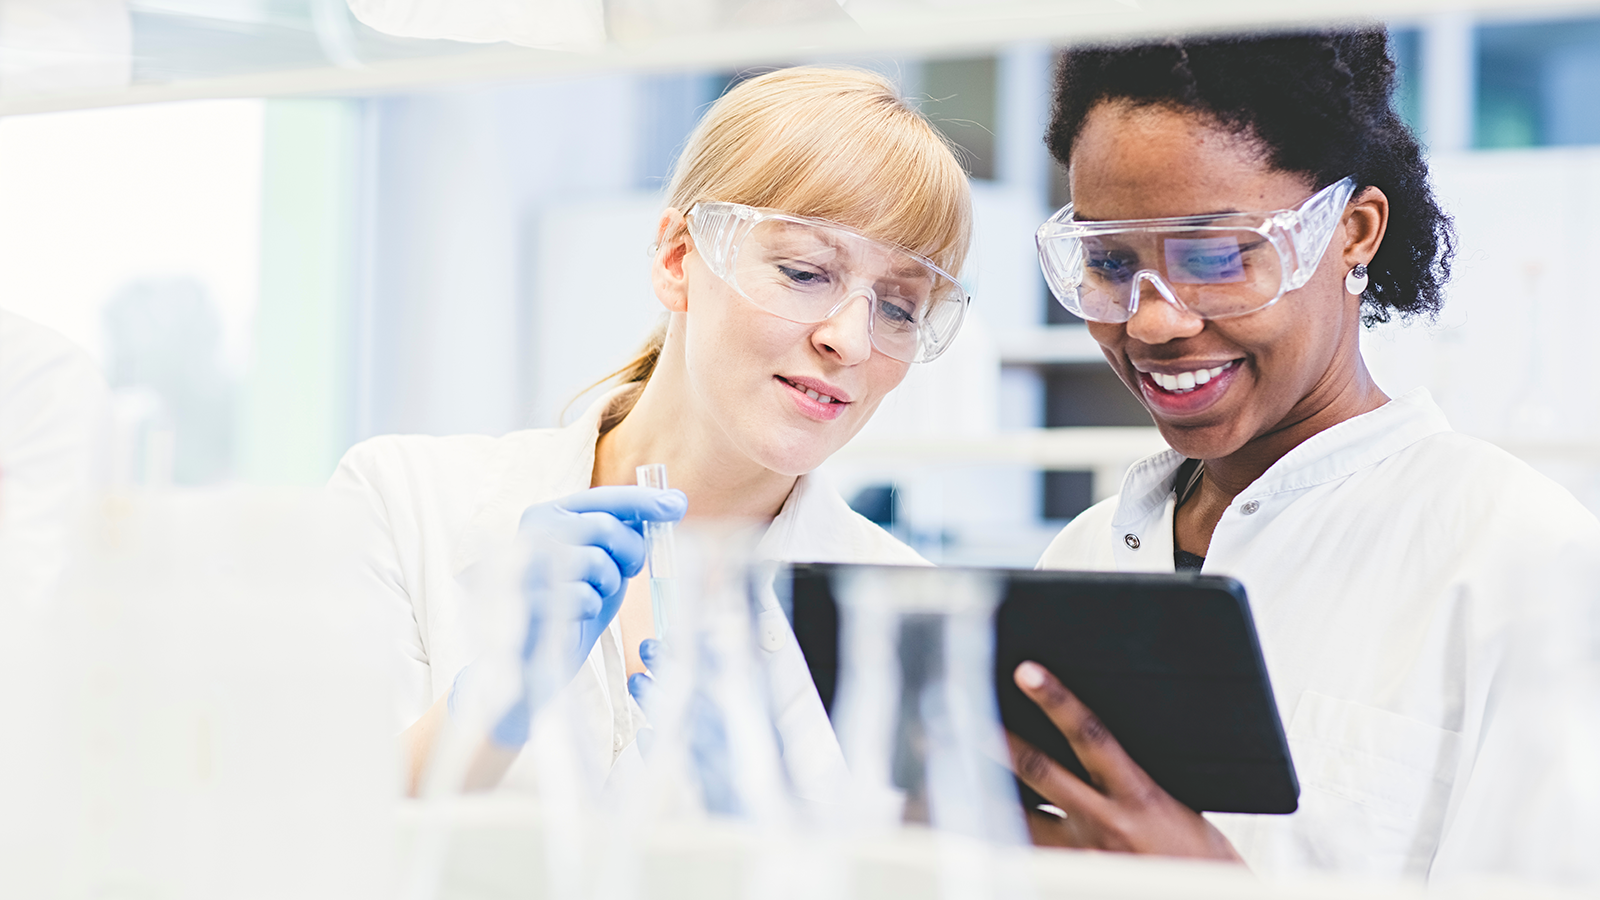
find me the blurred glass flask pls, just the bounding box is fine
[618,523,817,899]
[829,565,1033,900]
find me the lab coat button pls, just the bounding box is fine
[1241,500,1260,515]
[756,608,788,653]
[1124,534,1141,549]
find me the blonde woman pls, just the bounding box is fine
[332,67,973,795]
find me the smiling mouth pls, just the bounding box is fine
[777,375,844,405]
[1144,361,1239,394]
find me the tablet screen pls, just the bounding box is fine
[782,564,1298,815]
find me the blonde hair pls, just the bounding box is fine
[592,65,974,433]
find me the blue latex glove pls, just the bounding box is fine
[453,486,686,747]
[520,486,686,667]
[626,637,667,714]
[627,638,667,761]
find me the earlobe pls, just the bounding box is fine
[651,208,691,313]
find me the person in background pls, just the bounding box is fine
[0,310,108,607]
[331,66,974,797]
[1007,29,1600,885]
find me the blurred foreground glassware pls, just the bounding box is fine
[621,521,823,899]
[406,532,603,900]
[4,488,394,899]
[631,525,777,809]
[829,565,1033,900]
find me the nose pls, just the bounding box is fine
[811,290,875,366]
[1124,272,1205,344]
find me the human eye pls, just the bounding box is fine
[1085,251,1137,281]
[1162,235,1248,285]
[873,277,928,323]
[776,262,830,288]
[875,296,918,327]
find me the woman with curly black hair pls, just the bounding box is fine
[1008,28,1600,883]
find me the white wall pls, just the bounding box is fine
[361,76,646,439]
[527,191,667,428]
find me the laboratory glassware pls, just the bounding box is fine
[409,530,603,900]
[623,522,822,900]
[828,565,1034,900]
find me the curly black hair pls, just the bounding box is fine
[1047,29,1454,325]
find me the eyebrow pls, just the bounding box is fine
[890,263,934,280]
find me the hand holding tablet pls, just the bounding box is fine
[781,564,1300,824]
[1006,661,1243,861]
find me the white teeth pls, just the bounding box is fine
[1149,362,1233,394]
[799,385,836,404]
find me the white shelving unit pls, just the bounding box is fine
[993,325,1110,367]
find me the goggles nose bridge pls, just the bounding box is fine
[1129,269,1190,317]
[816,285,880,348]
[822,284,878,322]
[819,283,908,360]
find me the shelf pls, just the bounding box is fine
[7,0,1590,116]
[835,426,1167,470]
[995,326,1106,367]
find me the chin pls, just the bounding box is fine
[748,431,838,478]
[759,449,831,479]
[1152,419,1246,462]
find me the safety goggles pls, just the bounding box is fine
[1035,177,1357,324]
[686,201,969,364]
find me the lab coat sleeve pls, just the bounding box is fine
[1427,537,1600,888]
[328,440,434,733]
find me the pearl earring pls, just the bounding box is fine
[1345,264,1369,295]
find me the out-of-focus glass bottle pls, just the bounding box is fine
[829,565,1033,900]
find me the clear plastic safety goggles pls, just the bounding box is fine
[686,201,970,364]
[1035,177,1357,324]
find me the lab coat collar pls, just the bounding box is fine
[448,386,875,576]
[1110,449,1188,533]
[1247,388,1452,497]
[448,387,621,576]
[754,470,904,565]
[1111,388,1453,536]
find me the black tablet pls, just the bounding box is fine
[779,563,1299,815]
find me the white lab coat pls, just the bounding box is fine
[0,310,108,607]
[1037,388,1600,885]
[330,386,922,794]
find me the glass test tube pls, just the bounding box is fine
[636,463,678,641]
